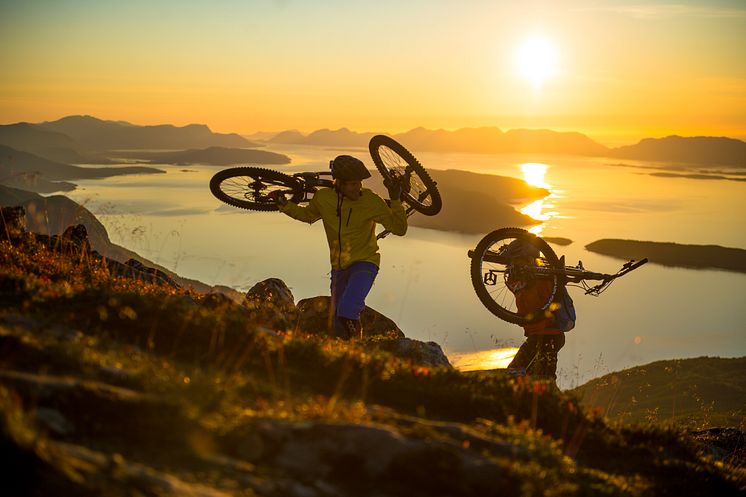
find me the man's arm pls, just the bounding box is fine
[278,196,321,224]
[373,198,407,236]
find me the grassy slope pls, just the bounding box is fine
[1,235,744,496]
[571,357,746,428]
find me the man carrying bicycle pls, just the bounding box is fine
[502,239,573,380]
[274,155,408,339]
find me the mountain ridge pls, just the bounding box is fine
[264,126,745,166]
[3,115,744,166]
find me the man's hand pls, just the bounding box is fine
[266,190,288,207]
[383,175,409,201]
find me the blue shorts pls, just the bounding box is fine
[331,261,379,323]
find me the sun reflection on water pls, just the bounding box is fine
[520,162,550,188]
[450,347,519,371]
[518,162,557,232]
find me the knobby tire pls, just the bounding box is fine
[369,135,442,216]
[209,167,303,212]
[470,227,562,325]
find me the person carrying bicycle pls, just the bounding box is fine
[274,155,408,339]
[502,238,573,380]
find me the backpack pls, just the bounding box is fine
[551,284,576,332]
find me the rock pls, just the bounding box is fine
[60,223,91,253]
[296,296,405,338]
[243,278,298,331]
[378,337,452,368]
[0,205,27,240]
[223,418,525,496]
[124,259,180,288]
[199,292,239,310]
[245,278,296,310]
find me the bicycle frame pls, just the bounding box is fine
[288,171,334,203]
[468,249,648,295]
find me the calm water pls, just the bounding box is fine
[65,145,746,388]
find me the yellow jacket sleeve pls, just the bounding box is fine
[373,199,408,236]
[278,196,321,224]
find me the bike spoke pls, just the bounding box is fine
[378,146,433,207]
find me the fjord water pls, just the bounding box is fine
[65,145,746,388]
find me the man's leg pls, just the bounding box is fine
[335,261,379,339]
[330,268,351,339]
[530,334,566,379]
[507,335,539,374]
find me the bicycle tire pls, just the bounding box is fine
[368,135,442,216]
[209,167,303,211]
[469,227,561,325]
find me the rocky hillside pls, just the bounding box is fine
[571,357,746,428]
[1,207,744,496]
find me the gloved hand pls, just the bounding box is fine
[266,190,288,206]
[383,175,407,201]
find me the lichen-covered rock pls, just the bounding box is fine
[375,337,452,368]
[296,296,405,339]
[0,205,26,240]
[244,278,298,331]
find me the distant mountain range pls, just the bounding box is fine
[1,115,744,167]
[0,115,261,164]
[265,127,746,167]
[38,115,258,151]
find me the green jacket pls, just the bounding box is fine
[279,187,407,269]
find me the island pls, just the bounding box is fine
[585,239,746,273]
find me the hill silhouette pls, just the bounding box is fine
[6,116,744,166]
[0,185,224,294]
[610,136,746,167]
[0,145,163,193]
[40,115,257,151]
[363,168,547,233]
[1,116,260,159]
[585,239,746,273]
[267,126,610,156]
[571,357,746,428]
[263,127,746,165]
[0,122,109,164]
[1,206,744,496]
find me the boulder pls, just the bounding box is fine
[296,296,405,339]
[375,337,452,368]
[244,278,298,331]
[0,205,26,240]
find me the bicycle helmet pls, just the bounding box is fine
[500,238,540,260]
[330,155,371,181]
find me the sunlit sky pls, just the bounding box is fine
[1,0,744,144]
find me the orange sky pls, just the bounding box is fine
[1,1,744,145]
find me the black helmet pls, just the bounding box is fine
[500,238,540,260]
[330,155,371,181]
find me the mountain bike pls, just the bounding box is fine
[468,227,647,325]
[209,135,442,237]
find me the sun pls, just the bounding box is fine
[514,36,558,88]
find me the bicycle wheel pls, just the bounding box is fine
[469,227,561,325]
[209,167,303,211]
[368,135,442,216]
